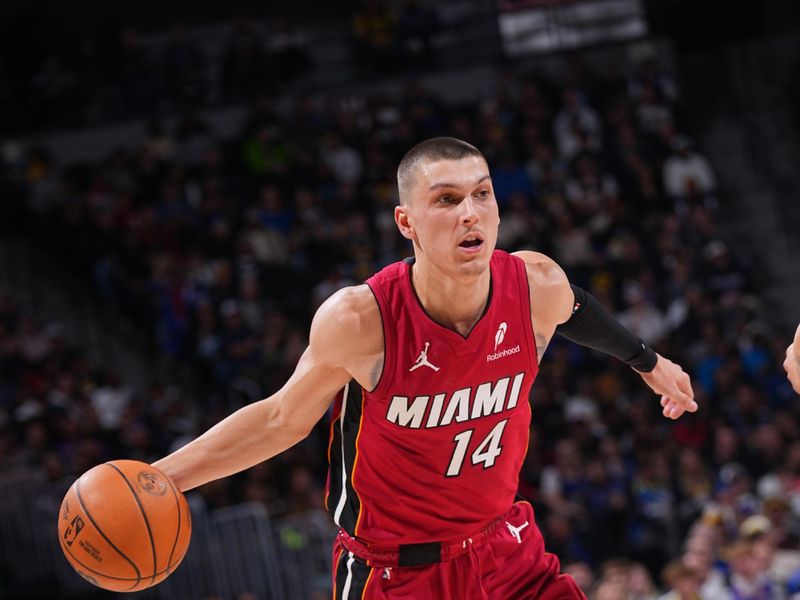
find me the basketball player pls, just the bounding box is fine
[784,324,800,393]
[154,138,696,598]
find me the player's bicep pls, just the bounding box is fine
[273,344,352,435]
[273,287,371,434]
[513,251,574,356]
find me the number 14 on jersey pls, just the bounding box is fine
[446,419,509,477]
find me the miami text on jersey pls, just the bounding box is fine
[386,373,525,429]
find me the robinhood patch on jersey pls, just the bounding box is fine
[386,373,525,429]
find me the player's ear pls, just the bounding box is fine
[395,204,415,240]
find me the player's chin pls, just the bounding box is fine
[454,251,489,273]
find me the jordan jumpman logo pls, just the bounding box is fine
[409,342,439,372]
[506,520,529,544]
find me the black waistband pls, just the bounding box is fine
[398,542,442,567]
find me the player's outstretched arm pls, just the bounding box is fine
[784,323,800,394]
[153,285,382,492]
[514,250,697,420]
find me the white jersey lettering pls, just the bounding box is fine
[385,374,526,429]
[386,395,429,429]
[506,373,525,410]
[426,393,446,428]
[471,377,510,419]
[440,387,471,426]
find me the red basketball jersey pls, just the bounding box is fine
[325,250,539,544]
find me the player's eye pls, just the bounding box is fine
[475,189,490,199]
[437,194,455,204]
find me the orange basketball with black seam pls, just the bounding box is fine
[57,459,192,592]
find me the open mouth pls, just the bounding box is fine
[459,239,483,248]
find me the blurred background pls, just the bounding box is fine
[2,0,800,598]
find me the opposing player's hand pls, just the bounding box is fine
[638,354,697,420]
[784,323,800,394]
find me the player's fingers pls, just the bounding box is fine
[670,400,684,419]
[662,394,691,419]
[671,380,697,412]
[677,372,694,399]
[678,373,697,412]
[662,397,680,419]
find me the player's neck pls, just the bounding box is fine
[410,261,491,337]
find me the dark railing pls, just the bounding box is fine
[0,469,337,599]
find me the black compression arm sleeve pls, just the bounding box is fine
[555,285,658,372]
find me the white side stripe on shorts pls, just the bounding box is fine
[342,551,355,600]
[333,382,350,526]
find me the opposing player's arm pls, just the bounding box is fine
[784,323,800,394]
[153,285,383,492]
[513,250,697,419]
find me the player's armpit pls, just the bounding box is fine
[534,332,549,364]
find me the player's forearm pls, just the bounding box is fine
[152,396,309,492]
[555,284,657,372]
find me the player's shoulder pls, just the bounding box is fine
[318,283,379,320]
[511,250,573,325]
[510,250,568,287]
[311,284,382,351]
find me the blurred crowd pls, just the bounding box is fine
[2,31,800,598]
[0,17,313,135]
[0,0,444,135]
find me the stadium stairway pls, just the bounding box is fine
[677,34,800,330]
[0,232,156,394]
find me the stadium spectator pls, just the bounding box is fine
[662,135,717,200]
[554,87,603,160]
[658,559,702,599]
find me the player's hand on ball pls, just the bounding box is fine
[58,460,191,592]
[784,323,800,394]
[638,353,697,420]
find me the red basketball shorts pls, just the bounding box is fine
[331,501,586,599]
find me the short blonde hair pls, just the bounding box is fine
[396,137,485,205]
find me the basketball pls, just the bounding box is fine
[57,460,192,592]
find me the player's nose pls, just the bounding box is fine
[460,196,479,225]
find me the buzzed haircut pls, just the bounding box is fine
[397,137,485,205]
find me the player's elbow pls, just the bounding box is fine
[280,416,316,441]
[272,402,316,441]
[254,394,315,444]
